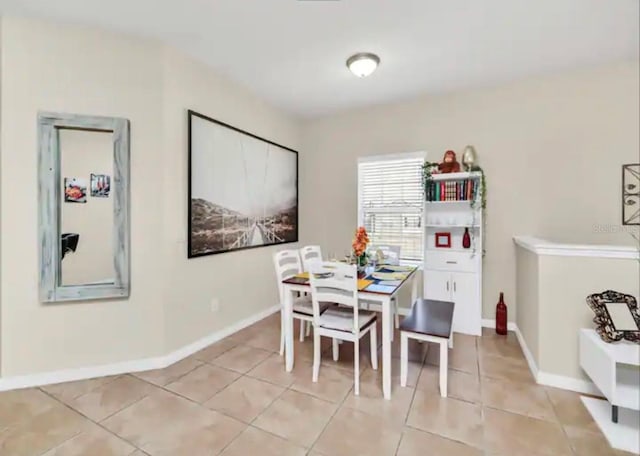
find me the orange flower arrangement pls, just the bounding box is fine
[352,226,370,258]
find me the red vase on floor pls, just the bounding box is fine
[496,292,508,335]
[462,227,471,249]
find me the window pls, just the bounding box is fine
[358,152,425,263]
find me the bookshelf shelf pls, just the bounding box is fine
[430,171,482,181]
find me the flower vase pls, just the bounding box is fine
[357,253,367,273]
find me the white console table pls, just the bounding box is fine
[579,328,640,453]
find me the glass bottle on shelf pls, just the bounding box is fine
[462,227,471,249]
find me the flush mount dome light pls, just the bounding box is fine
[346,52,380,78]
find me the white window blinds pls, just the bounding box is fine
[358,155,425,262]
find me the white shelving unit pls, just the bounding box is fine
[423,171,483,336]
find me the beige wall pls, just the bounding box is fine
[0,16,299,376]
[160,47,300,352]
[515,248,539,362]
[60,129,114,286]
[538,255,639,381]
[301,61,640,319]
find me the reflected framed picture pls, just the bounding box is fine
[187,110,299,258]
[64,177,87,203]
[435,232,451,248]
[90,173,111,198]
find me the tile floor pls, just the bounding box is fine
[0,313,634,456]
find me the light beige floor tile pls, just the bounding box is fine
[483,407,573,456]
[253,390,337,447]
[545,387,600,432]
[387,333,427,363]
[417,365,480,403]
[479,352,534,384]
[481,376,557,422]
[41,376,120,403]
[564,425,618,456]
[360,357,422,389]
[407,390,483,449]
[42,422,135,456]
[290,365,354,403]
[203,376,284,423]
[244,329,282,353]
[477,333,524,360]
[132,357,202,387]
[212,345,272,373]
[0,403,89,456]
[191,337,239,363]
[426,343,479,376]
[102,389,244,456]
[0,388,59,428]
[220,426,306,456]
[165,364,240,403]
[70,375,156,422]
[313,407,403,456]
[246,353,307,388]
[397,427,482,456]
[341,376,415,426]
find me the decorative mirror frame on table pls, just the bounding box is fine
[586,290,640,344]
[38,112,131,302]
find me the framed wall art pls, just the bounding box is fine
[622,163,639,225]
[187,110,299,258]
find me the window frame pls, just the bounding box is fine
[357,151,427,266]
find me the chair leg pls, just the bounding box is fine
[299,319,305,342]
[332,338,340,361]
[354,340,360,395]
[393,298,400,329]
[370,326,378,370]
[400,332,408,387]
[279,308,285,356]
[448,330,454,349]
[306,321,312,337]
[439,340,448,397]
[312,330,321,383]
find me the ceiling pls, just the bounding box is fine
[0,0,638,118]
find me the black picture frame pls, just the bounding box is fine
[622,163,639,226]
[187,110,299,258]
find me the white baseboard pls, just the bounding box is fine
[481,318,517,331]
[483,319,599,396]
[512,324,540,381]
[0,305,279,392]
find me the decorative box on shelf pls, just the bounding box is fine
[423,171,483,336]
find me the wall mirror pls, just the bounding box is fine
[38,112,130,302]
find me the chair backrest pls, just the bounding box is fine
[370,245,401,265]
[309,261,359,331]
[300,245,323,271]
[273,249,303,304]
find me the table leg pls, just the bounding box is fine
[382,296,392,400]
[612,405,618,423]
[284,287,294,372]
[410,271,418,306]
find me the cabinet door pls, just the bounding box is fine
[451,272,481,336]
[423,270,451,302]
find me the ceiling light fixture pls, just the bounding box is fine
[346,52,380,78]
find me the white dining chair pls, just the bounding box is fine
[274,249,331,354]
[300,245,323,272]
[365,244,402,329]
[309,261,378,395]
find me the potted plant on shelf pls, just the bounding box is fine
[352,226,370,272]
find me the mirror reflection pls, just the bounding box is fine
[58,128,115,287]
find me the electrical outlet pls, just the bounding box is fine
[210,298,220,313]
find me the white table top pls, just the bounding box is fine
[581,328,640,366]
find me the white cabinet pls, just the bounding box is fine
[422,171,483,336]
[424,269,481,336]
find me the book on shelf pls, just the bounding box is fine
[425,178,476,202]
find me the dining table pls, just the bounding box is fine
[281,264,420,400]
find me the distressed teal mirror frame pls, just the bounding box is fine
[38,112,130,302]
